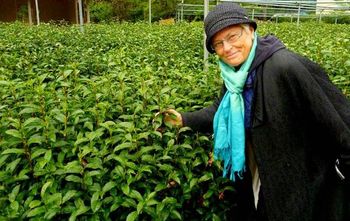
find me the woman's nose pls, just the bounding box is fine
[223,41,232,51]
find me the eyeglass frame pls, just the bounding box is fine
[211,26,245,51]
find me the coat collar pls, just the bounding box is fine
[250,36,285,128]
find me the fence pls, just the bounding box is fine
[176,0,350,24]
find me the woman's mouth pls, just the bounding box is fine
[226,51,239,59]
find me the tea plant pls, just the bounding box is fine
[0,21,349,220]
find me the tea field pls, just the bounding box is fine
[0,22,349,220]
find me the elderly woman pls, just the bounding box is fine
[164,3,350,221]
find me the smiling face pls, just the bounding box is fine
[212,24,255,67]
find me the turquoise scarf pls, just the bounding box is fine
[213,32,257,181]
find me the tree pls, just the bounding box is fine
[90,0,178,22]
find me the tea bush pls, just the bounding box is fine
[0,22,349,220]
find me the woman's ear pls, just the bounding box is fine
[248,25,255,40]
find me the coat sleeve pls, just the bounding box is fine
[180,85,226,133]
[286,51,350,179]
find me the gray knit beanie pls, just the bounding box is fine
[204,3,257,53]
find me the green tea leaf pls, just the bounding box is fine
[84,121,94,131]
[110,197,123,212]
[0,171,11,182]
[31,148,47,159]
[23,117,43,127]
[16,168,30,181]
[19,107,40,115]
[113,165,125,177]
[213,214,221,221]
[129,189,143,201]
[155,183,167,192]
[27,206,46,218]
[0,80,10,86]
[44,208,59,220]
[41,181,52,198]
[44,150,52,162]
[203,189,214,199]
[65,175,82,183]
[86,157,103,169]
[62,161,82,174]
[171,210,182,220]
[162,197,177,205]
[74,137,89,146]
[137,132,150,140]
[28,135,45,145]
[156,202,165,214]
[136,201,144,214]
[6,158,21,173]
[190,178,198,189]
[102,181,117,195]
[121,183,130,195]
[9,184,20,203]
[10,201,19,213]
[146,199,158,206]
[178,126,192,134]
[118,122,134,130]
[45,193,62,206]
[0,155,9,167]
[86,128,105,141]
[198,172,213,183]
[29,200,42,209]
[54,112,65,123]
[5,129,22,139]
[1,148,25,155]
[62,190,77,204]
[180,143,192,150]
[91,192,101,213]
[161,86,171,94]
[126,211,138,221]
[113,142,132,152]
[69,205,89,221]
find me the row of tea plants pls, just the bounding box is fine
[0,21,349,220]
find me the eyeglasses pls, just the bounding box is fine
[212,28,244,51]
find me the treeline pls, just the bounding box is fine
[90,0,192,22]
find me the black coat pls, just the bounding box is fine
[182,35,350,221]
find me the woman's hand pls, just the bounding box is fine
[162,109,183,127]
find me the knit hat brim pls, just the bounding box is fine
[204,3,257,54]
